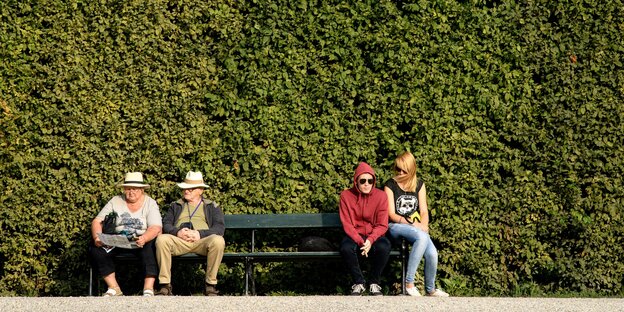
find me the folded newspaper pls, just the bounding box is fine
[98,233,138,249]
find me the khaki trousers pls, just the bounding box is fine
[156,234,225,285]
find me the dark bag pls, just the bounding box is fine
[102,211,118,234]
[298,236,337,252]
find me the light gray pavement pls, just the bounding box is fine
[1,296,623,312]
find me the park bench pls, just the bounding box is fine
[88,213,408,296]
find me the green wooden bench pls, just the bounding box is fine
[88,213,407,295]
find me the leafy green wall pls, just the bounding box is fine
[1,0,622,296]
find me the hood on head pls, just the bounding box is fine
[352,162,376,192]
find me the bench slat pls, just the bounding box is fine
[224,213,342,229]
[113,251,402,261]
[224,250,402,260]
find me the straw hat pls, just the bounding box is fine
[120,172,150,188]
[177,171,209,189]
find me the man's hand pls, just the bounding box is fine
[360,239,371,257]
[177,228,201,242]
[187,230,201,242]
[177,228,190,241]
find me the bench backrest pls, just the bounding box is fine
[224,213,342,229]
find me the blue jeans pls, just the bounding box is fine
[388,223,438,293]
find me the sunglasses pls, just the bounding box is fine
[395,167,407,174]
[359,178,374,185]
[124,187,144,192]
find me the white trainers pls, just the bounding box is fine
[351,284,366,296]
[405,286,421,296]
[369,283,383,296]
[103,287,123,297]
[143,289,154,297]
[426,289,449,297]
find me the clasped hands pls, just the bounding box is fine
[177,227,201,242]
[360,239,372,257]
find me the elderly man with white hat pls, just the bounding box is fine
[90,172,162,297]
[156,171,225,296]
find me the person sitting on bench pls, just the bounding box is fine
[339,162,391,296]
[155,171,225,296]
[89,172,162,297]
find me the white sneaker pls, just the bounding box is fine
[405,286,421,296]
[426,289,449,297]
[350,283,366,296]
[369,283,383,296]
[102,287,123,297]
[143,289,154,297]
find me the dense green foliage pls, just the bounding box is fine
[1,0,623,296]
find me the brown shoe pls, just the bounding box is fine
[156,284,173,296]
[204,283,219,296]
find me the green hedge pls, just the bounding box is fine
[1,0,622,296]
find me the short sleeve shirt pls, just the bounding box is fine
[96,195,162,236]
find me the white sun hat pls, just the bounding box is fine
[120,172,150,188]
[177,171,209,189]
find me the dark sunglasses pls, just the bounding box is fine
[359,178,374,185]
[395,167,407,174]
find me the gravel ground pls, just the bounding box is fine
[1,296,623,312]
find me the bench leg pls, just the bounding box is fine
[242,257,256,296]
[244,258,251,296]
[401,239,407,295]
[250,262,256,296]
[89,267,93,296]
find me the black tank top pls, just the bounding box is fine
[384,178,424,223]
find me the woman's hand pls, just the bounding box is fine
[412,222,429,233]
[135,235,147,248]
[94,236,103,247]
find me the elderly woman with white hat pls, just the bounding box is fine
[89,172,162,297]
[155,171,225,296]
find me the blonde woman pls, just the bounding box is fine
[384,152,448,297]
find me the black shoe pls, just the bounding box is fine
[204,283,219,296]
[156,284,173,296]
[351,283,365,296]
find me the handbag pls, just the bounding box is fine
[102,211,118,234]
[298,236,336,251]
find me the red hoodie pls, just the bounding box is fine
[339,162,389,246]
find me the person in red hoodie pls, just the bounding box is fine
[339,162,391,296]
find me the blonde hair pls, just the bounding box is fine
[393,151,418,192]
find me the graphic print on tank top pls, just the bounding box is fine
[395,194,421,222]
